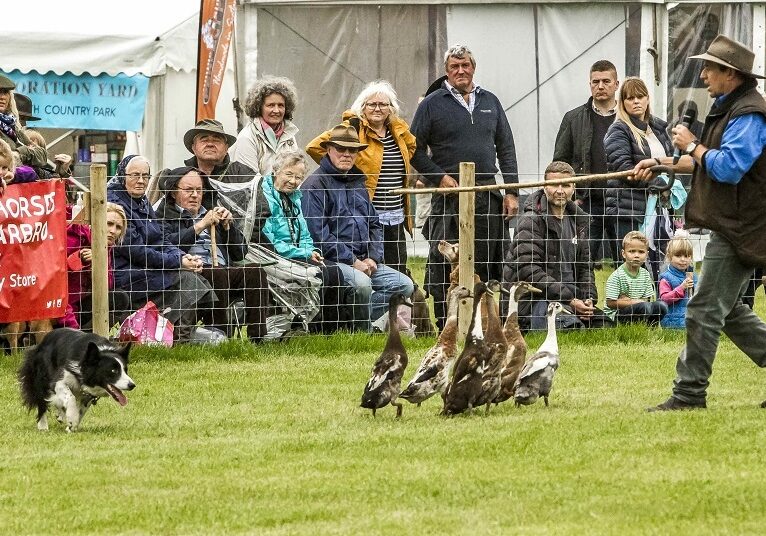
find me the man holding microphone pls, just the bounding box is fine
[634,35,766,410]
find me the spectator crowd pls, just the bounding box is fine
[2,35,766,349]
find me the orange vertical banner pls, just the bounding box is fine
[196,0,237,122]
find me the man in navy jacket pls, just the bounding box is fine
[301,124,413,332]
[411,44,519,328]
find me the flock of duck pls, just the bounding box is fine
[360,280,568,418]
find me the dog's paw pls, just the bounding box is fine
[37,415,49,431]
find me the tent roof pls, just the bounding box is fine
[4,0,200,76]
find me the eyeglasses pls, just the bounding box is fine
[178,187,203,195]
[126,173,150,181]
[364,102,391,110]
[330,146,359,154]
[280,171,305,182]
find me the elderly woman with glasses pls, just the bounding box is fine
[156,166,270,342]
[107,155,215,343]
[252,151,348,333]
[307,80,417,277]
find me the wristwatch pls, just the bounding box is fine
[685,139,700,154]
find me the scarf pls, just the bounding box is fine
[278,190,301,246]
[259,117,284,148]
[0,112,17,141]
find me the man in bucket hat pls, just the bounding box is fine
[301,124,414,332]
[634,35,766,410]
[183,118,254,184]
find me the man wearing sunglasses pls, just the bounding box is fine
[301,124,414,333]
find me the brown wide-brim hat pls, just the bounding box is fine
[183,118,238,153]
[0,74,15,90]
[15,94,41,121]
[319,123,368,150]
[689,34,766,79]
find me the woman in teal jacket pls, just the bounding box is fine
[254,151,347,332]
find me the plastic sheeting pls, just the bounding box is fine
[667,4,753,128]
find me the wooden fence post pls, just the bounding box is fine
[457,162,475,341]
[90,164,109,337]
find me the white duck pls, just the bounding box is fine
[493,282,541,405]
[399,285,471,406]
[514,301,567,407]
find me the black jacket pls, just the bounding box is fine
[553,98,596,175]
[155,196,247,265]
[503,189,596,322]
[603,115,672,220]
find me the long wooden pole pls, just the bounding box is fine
[457,162,475,342]
[90,164,109,337]
[393,170,633,195]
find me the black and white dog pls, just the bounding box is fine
[18,328,136,432]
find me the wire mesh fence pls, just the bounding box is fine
[10,166,764,349]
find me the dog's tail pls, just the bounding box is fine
[18,345,50,418]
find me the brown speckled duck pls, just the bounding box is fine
[474,280,508,414]
[360,294,413,418]
[399,285,471,407]
[442,281,490,416]
[514,301,567,408]
[493,282,541,405]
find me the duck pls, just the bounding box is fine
[410,282,436,337]
[493,282,542,405]
[399,285,471,406]
[514,301,567,407]
[360,293,413,418]
[442,281,490,416]
[474,280,508,414]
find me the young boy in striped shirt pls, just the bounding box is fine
[604,231,668,325]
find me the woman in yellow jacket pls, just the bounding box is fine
[306,80,416,276]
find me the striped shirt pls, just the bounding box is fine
[372,130,406,222]
[603,263,656,320]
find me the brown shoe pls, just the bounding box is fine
[647,396,706,412]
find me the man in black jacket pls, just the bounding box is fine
[553,60,620,266]
[411,44,519,328]
[157,166,269,342]
[504,161,611,331]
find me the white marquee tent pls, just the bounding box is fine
[4,0,239,172]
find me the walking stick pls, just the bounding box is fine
[392,165,676,195]
[210,224,219,267]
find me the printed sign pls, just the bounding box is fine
[196,0,236,121]
[3,70,150,131]
[0,181,67,322]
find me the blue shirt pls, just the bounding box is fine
[703,95,766,184]
[186,206,227,267]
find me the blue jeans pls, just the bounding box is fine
[615,300,668,326]
[672,233,766,404]
[336,263,414,332]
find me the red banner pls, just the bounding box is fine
[0,181,67,322]
[196,0,237,122]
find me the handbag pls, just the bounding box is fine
[118,300,174,347]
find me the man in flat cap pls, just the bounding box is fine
[635,35,766,410]
[301,124,414,332]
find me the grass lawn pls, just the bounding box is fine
[2,265,766,534]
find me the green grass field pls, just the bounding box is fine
[3,265,766,535]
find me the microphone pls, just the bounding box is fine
[673,107,698,164]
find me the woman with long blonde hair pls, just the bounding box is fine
[604,77,673,270]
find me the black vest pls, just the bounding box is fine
[685,80,766,267]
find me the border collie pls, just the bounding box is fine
[18,328,136,432]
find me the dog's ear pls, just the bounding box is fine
[119,342,132,362]
[83,342,102,366]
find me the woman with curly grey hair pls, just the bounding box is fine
[229,75,300,176]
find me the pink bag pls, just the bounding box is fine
[118,301,174,347]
